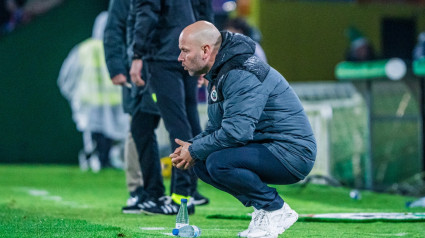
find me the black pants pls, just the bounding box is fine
[131,110,165,199]
[146,60,202,196]
[90,132,113,168]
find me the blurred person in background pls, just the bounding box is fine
[0,0,64,37]
[212,0,235,30]
[103,0,145,214]
[223,17,267,63]
[171,21,316,238]
[58,11,129,172]
[0,0,10,28]
[1,0,27,35]
[104,0,172,214]
[413,31,425,60]
[129,0,213,215]
[345,26,376,62]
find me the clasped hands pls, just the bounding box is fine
[170,139,195,170]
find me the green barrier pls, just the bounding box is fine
[413,58,425,76]
[335,58,406,81]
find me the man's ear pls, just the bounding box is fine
[201,45,211,59]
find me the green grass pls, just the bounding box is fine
[1,165,425,237]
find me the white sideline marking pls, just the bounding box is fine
[18,187,89,208]
[162,233,174,236]
[43,196,62,201]
[141,227,236,231]
[140,227,166,230]
[139,227,173,237]
[365,233,408,237]
[28,189,48,196]
[142,227,241,236]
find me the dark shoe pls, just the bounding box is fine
[122,203,142,214]
[191,191,209,206]
[140,198,195,215]
[122,194,143,214]
[126,195,139,206]
[187,200,195,215]
[139,198,177,215]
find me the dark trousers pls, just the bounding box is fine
[193,144,300,211]
[131,110,165,199]
[147,60,201,196]
[91,132,113,168]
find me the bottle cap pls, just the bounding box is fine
[172,228,179,236]
[181,198,187,203]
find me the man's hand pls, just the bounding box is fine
[130,59,145,86]
[170,139,194,170]
[111,74,127,85]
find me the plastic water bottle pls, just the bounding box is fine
[175,198,189,228]
[172,225,201,237]
[406,196,425,208]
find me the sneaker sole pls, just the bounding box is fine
[238,230,249,237]
[247,232,277,238]
[192,199,209,206]
[139,208,178,216]
[122,210,142,214]
[139,209,163,215]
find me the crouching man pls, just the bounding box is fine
[171,21,316,238]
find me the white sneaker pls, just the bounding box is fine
[89,154,101,173]
[238,208,259,237]
[78,151,89,171]
[247,202,298,238]
[246,209,276,238]
[275,202,298,233]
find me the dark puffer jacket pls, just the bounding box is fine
[103,0,133,114]
[104,0,159,116]
[189,32,317,180]
[132,0,213,61]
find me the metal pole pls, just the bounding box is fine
[420,78,425,173]
[365,80,373,190]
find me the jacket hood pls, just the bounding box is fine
[92,11,108,40]
[207,31,256,80]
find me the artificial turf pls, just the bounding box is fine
[0,165,424,237]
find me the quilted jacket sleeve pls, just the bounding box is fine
[103,0,129,78]
[189,70,268,160]
[132,0,161,57]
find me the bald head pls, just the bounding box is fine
[180,21,221,49]
[178,21,222,76]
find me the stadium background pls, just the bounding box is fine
[1,0,424,192]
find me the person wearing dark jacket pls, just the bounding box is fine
[129,0,213,215]
[103,0,165,214]
[171,21,317,238]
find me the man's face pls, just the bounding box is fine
[178,36,205,76]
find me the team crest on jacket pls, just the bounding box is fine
[211,86,218,102]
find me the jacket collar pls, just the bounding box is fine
[205,31,256,84]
